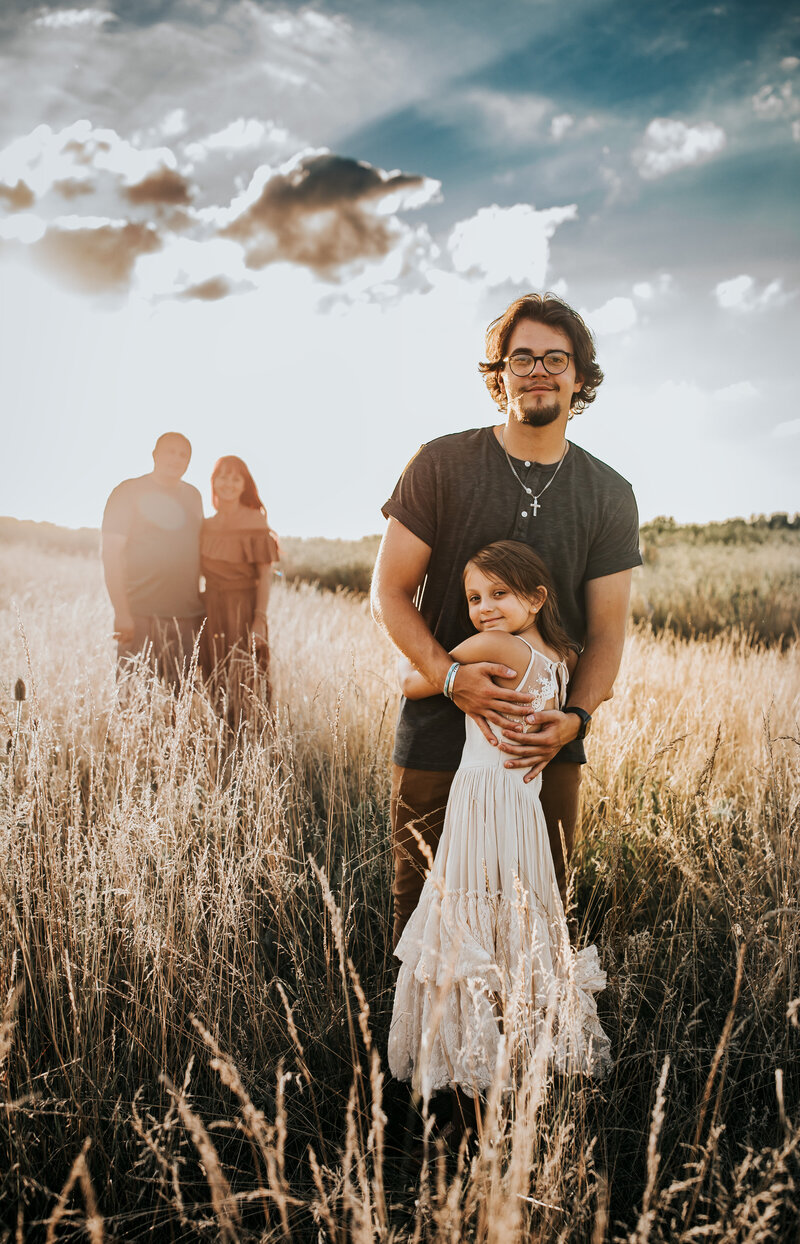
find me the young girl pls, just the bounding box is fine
[388,541,611,1107]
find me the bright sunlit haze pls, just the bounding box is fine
[1,0,797,536]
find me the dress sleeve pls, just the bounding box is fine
[381,443,438,547]
[242,530,279,564]
[101,483,133,538]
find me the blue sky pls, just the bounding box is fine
[1,0,798,535]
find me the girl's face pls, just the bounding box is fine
[213,465,246,505]
[464,565,541,634]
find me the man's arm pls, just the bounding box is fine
[499,568,634,780]
[251,560,273,647]
[371,519,536,739]
[101,533,135,645]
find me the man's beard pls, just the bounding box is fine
[512,394,561,427]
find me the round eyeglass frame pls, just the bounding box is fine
[504,350,574,377]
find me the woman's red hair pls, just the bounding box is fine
[211,455,266,514]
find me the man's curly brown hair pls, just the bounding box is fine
[479,292,604,417]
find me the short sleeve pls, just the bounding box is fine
[381,443,438,547]
[102,483,133,538]
[584,487,642,582]
[243,530,279,564]
[188,485,204,522]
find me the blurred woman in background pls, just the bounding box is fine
[201,455,279,714]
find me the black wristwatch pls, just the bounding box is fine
[563,706,592,740]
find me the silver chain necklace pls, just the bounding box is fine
[500,430,568,517]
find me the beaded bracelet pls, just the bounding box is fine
[443,662,460,700]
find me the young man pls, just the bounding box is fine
[102,432,204,687]
[371,293,642,948]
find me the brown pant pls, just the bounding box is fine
[117,615,202,690]
[390,761,582,949]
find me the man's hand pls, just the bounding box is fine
[451,663,537,746]
[113,610,136,647]
[498,709,581,781]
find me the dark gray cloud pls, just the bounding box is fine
[178,276,235,301]
[123,166,193,205]
[0,118,435,301]
[53,177,95,199]
[35,220,161,292]
[221,152,429,275]
[0,180,34,210]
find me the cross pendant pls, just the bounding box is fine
[531,496,541,516]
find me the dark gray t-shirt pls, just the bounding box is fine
[102,474,204,618]
[382,426,642,771]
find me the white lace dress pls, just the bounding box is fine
[388,640,612,1097]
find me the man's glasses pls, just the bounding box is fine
[504,350,573,377]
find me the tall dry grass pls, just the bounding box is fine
[0,543,798,1242]
[631,539,800,645]
[4,514,797,646]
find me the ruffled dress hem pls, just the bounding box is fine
[389,886,612,1095]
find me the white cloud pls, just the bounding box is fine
[633,274,672,301]
[781,57,800,72]
[33,9,114,30]
[0,213,46,243]
[550,114,574,141]
[0,121,180,202]
[2,0,472,204]
[793,120,800,143]
[447,202,577,287]
[442,92,602,149]
[0,124,441,303]
[714,275,792,312]
[772,418,800,438]
[434,89,552,147]
[134,236,249,300]
[633,118,726,179]
[583,296,637,335]
[713,381,758,403]
[159,109,187,140]
[752,82,799,120]
[185,118,294,164]
[555,113,600,141]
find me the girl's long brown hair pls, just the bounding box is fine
[463,540,578,661]
[211,455,266,515]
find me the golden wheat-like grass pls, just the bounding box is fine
[0,543,798,1242]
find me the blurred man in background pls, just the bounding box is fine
[102,432,204,688]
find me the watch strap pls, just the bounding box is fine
[563,705,591,739]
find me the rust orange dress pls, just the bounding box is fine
[200,517,278,709]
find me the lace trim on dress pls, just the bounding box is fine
[512,638,568,707]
